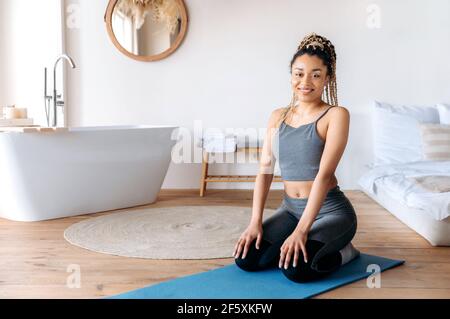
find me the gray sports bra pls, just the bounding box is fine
[277,106,335,181]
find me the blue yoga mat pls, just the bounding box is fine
[110,253,404,299]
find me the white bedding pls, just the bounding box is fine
[358,160,450,221]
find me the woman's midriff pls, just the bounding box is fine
[283,175,338,199]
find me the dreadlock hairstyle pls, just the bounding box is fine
[277,33,338,128]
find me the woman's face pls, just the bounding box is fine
[291,54,329,104]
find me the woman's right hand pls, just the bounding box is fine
[233,222,263,259]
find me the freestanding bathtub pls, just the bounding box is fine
[0,125,178,222]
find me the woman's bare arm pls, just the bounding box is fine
[249,108,283,225]
[295,106,350,233]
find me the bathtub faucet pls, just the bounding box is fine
[51,54,76,127]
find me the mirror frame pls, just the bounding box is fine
[104,0,188,62]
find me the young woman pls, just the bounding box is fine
[233,33,360,283]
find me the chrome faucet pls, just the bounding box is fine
[44,54,76,127]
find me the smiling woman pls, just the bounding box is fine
[233,33,360,283]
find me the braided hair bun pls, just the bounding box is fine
[294,33,338,107]
[277,33,339,128]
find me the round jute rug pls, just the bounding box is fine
[64,205,278,259]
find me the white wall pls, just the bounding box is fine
[0,1,7,106]
[0,0,64,126]
[64,0,450,190]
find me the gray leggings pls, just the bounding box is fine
[235,185,357,282]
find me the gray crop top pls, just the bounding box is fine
[277,106,335,181]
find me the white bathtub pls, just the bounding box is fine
[0,125,178,222]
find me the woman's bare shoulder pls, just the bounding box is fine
[267,107,287,124]
[328,105,350,124]
[330,105,349,112]
[272,106,287,116]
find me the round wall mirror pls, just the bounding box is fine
[105,0,188,62]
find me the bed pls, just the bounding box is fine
[358,160,450,246]
[358,102,450,246]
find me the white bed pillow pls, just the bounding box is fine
[373,101,440,165]
[437,103,450,125]
[419,123,450,161]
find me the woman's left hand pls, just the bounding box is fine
[279,229,308,269]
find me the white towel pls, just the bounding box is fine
[202,133,237,153]
[203,140,237,153]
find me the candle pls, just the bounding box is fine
[4,107,28,119]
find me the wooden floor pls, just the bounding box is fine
[0,189,449,299]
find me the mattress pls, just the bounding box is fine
[359,161,450,221]
[358,160,450,246]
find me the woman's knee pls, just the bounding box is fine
[281,252,341,282]
[281,263,330,283]
[235,255,260,271]
[280,239,329,283]
[235,238,274,272]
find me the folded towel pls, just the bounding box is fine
[201,133,237,153]
[203,141,237,153]
[199,133,265,152]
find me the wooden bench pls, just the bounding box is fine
[199,146,283,197]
